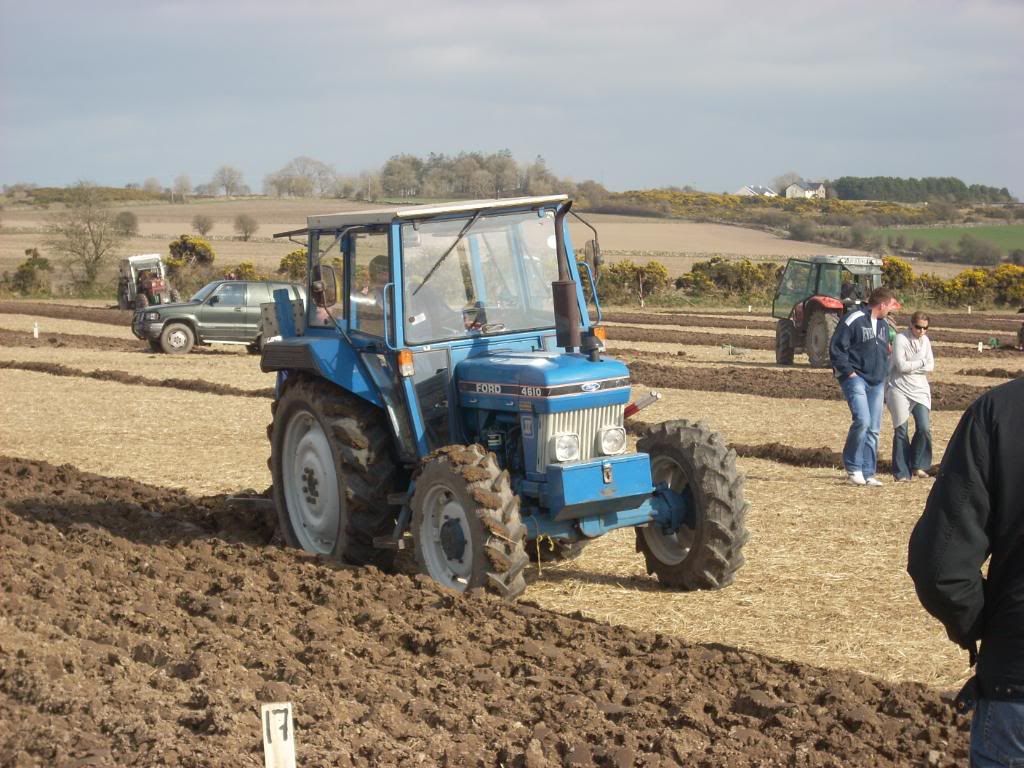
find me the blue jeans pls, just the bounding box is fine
[892,401,932,479]
[971,698,1024,767]
[840,374,884,478]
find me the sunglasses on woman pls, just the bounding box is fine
[913,324,929,331]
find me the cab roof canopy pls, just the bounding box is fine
[274,195,568,238]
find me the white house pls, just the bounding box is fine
[735,185,778,197]
[784,181,827,199]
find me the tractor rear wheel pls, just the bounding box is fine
[269,375,397,568]
[636,420,749,590]
[805,311,838,368]
[775,319,796,366]
[411,444,528,600]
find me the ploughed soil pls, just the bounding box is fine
[604,309,1024,335]
[626,361,990,412]
[605,319,1017,347]
[0,329,235,355]
[1,456,969,767]
[2,300,1018,342]
[0,301,133,327]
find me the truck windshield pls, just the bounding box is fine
[190,282,220,303]
[402,209,560,345]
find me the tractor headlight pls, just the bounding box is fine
[551,433,580,462]
[144,311,160,321]
[598,426,627,455]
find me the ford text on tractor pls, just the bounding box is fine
[772,255,883,367]
[262,196,749,600]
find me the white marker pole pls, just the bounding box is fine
[260,702,296,768]
[33,322,39,339]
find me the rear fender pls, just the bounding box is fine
[261,336,383,408]
[805,295,844,313]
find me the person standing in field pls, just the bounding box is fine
[829,286,901,486]
[907,377,1024,767]
[887,311,934,482]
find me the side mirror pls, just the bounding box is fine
[209,294,220,305]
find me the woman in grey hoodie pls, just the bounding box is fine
[887,311,934,481]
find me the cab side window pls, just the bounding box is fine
[247,283,272,306]
[212,283,245,307]
[350,231,390,337]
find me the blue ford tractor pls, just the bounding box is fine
[262,195,748,600]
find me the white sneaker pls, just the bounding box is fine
[847,471,866,486]
[864,476,884,487]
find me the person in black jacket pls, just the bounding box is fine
[908,377,1024,767]
[829,286,900,486]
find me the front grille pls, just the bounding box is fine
[535,404,625,471]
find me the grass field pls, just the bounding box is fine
[875,223,1024,254]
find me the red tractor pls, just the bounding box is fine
[117,254,180,310]
[773,255,883,367]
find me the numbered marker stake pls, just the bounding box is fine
[260,702,296,768]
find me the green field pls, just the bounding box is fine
[875,224,1024,254]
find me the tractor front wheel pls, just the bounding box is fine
[269,375,397,568]
[805,311,838,368]
[411,445,528,600]
[636,420,749,590]
[775,319,796,366]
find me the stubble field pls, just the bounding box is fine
[2,283,1022,765]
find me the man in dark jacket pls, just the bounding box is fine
[829,286,900,486]
[908,377,1024,766]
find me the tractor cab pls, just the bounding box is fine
[772,255,883,368]
[262,196,748,600]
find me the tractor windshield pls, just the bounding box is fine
[401,210,560,344]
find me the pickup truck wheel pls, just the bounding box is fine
[247,335,262,355]
[269,375,398,568]
[411,444,527,600]
[159,322,194,355]
[636,420,749,590]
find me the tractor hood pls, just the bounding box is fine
[455,351,631,414]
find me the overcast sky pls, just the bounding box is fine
[1,0,1021,197]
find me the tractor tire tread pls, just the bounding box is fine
[413,444,528,601]
[269,374,398,569]
[636,419,749,591]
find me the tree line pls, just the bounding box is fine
[831,176,1012,204]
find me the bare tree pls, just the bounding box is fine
[172,174,192,203]
[143,177,163,195]
[233,214,258,241]
[45,182,124,289]
[211,165,245,197]
[192,214,214,236]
